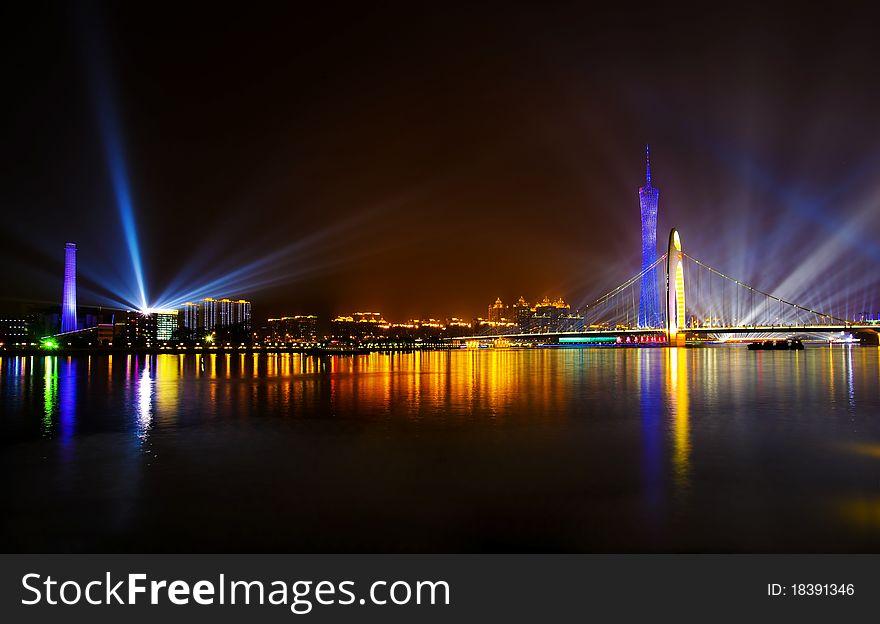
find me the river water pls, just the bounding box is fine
[2,346,880,552]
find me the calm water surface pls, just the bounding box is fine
[2,346,880,552]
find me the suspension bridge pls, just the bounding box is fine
[450,228,880,347]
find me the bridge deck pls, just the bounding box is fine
[446,325,879,342]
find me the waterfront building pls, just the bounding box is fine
[444,318,473,338]
[201,297,251,333]
[530,297,572,333]
[25,306,60,339]
[97,323,114,346]
[385,318,447,341]
[266,317,287,341]
[0,317,28,345]
[203,297,219,331]
[267,315,318,342]
[331,312,387,340]
[155,309,178,341]
[513,296,532,330]
[230,299,252,333]
[488,297,507,324]
[125,311,157,346]
[181,302,200,334]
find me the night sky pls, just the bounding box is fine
[3,2,880,320]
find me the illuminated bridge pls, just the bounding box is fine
[449,228,880,347]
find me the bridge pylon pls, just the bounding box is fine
[666,228,686,347]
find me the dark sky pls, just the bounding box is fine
[3,2,880,320]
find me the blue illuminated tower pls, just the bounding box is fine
[638,146,661,328]
[61,242,77,333]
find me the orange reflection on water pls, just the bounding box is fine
[314,349,571,422]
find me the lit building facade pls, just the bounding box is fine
[97,323,114,345]
[125,311,157,346]
[513,296,531,330]
[331,312,388,340]
[267,315,318,342]
[230,299,252,332]
[203,298,219,330]
[444,318,472,338]
[638,145,662,328]
[0,317,28,345]
[200,297,251,333]
[531,297,582,333]
[155,310,178,341]
[488,297,507,323]
[61,242,77,333]
[182,302,200,334]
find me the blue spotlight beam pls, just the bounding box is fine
[77,5,149,311]
[93,79,148,311]
[149,194,414,311]
[149,213,379,310]
[104,130,148,310]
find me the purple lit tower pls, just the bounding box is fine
[638,146,661,328]
[61,242,77,333]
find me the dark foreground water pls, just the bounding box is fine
[2,346,880,552]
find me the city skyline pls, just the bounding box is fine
[2,4,880,322]
[6,3,880,576]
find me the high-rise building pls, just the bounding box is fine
[331,312,387,340]
[182,302,200,334]
[267,315,318,342]
[230,299,252,333]
[638,145,661,328]
[155,310,178,341]
[203,298,219,330]
[61,242,77,333]
[532,296,574,333]
[0,317,28,345]
[488,297,506,323]
[125,311,157,346]
[267,317,287,341]
[512,297,531,330]
[293,315,317,340]
[201,297,251,333]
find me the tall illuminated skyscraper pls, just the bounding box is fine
[61,242,77,333]
[200,297,251,332]
[231,299,252,333]
[182,302,200,332]
[638,146,661,328]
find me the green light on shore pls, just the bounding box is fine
[40,338,59,350]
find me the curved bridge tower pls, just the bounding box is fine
[666,229,686,346]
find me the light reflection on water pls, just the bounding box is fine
[2,345,880,552]
[666,347,690,496]
[135,359,153,444]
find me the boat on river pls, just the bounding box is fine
[747,339,804,351]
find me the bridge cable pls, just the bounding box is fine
[580,253,667,314]
[682,253,850,325]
